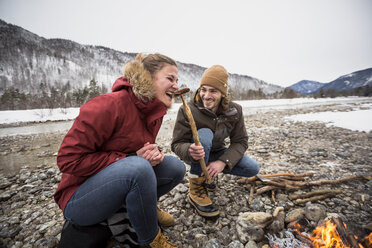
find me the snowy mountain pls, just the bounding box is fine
[320,68,372,92]
[288,68,372,95]
[289,80,325,95]
[0,19,283,95]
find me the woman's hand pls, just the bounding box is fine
[136,142,164,166]
[189,143,205,161]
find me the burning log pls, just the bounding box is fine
[271,217,371,248]
[332,217,361,248]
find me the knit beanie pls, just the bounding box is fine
[200,65,228,96]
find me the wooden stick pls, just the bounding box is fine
[237,173,314,184]
[293,193,339,204]
[260,172,314,178]
[332,217,361,248]
[237,176,256,184]
[258,175,365,189]
[273,206,284,218]
[255,185,276,195]
[259,180,299,190]
[304,175,364,186]
[180,95,211,184]
[248,183,255,204]
[271,189,276,202]
[289,189,342,200]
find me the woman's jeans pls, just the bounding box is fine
[64,155,185,244]
[189,128,260,177]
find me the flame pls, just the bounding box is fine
[293,219,372,248]
[360,232,372,248]
[310,219,344,248]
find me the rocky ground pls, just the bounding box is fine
[0,101,371,248]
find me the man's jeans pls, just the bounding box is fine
[189,128,260,177]
[64,155,185,244]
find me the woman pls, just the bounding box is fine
[54,53,185,247]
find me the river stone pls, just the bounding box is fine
[267,211,285,234]
[227,240,244,248]
[304,203,327,222]
[236,220,265,243]
[285,208,305,223]
[204,238,223,248]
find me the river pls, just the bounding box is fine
[0,97,371,137]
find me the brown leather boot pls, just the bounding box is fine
[188,177,219,217]
[149,228,177,248]
[157,207,174,227]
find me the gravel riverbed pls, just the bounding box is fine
[0,100,371,248]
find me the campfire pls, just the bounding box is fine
[267,218,372,248]
[238,173,371,248]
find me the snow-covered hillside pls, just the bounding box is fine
[0,19,283,95]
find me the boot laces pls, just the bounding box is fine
[153,233,176,247]
[194,182,209,198]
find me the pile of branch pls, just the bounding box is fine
[237,173,368,205]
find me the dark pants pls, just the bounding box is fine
[64,155,185,244]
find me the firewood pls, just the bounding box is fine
[332,217,361,248]
[257,175,365,190]
[261,180,299,190]
[305,175,365,186]
[248,183,255,204]
[275,176,310,181]
[260,172,314,178]
[237,172,314,185]
[255,185,276,195]
[288,189,342,200]
[272,206,284,218]
[293,193,339,204]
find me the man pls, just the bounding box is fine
[171,65,259,218]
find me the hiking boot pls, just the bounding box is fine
[157,207,174,227]
[149,228,177,248]
[188,177,219,217]
[205,180,217,192]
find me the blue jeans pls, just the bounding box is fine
[189,128,260,177]
[64,155,185,244]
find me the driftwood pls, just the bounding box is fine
[289,189,342,200]
[255,185,276,195]
[248,182,255,204]
[237,173,369,205]
[293,193,340,204]
[237,172,313,184]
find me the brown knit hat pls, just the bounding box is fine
[200,65,228,96]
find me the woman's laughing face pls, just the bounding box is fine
[153,65,179,108]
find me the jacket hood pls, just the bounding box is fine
[112,77,132,92]
[113,59,156,101]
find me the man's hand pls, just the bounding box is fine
[203,160,226,180]
[136,142,164,166]
[189,143,205,161]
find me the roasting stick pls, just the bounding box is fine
[174,88,212,184]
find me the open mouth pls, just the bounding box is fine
[166,92,173,99]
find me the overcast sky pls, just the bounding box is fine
[1,0,371,87]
